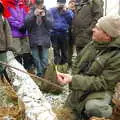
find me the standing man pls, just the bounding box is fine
[72,0,103,54]
[57,15,120,120]
[50,0,73,65]
[25,0,53,77]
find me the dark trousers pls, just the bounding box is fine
[51,33,68,65]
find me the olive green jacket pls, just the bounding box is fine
[72,0,103,47]
[66,37,120,113]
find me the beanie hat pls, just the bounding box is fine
[57,0,66,4]
[96,15,120,38]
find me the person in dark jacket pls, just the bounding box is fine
[72,0,103,54]
[24,0,53,77]
[50,0,73,65]
[57,15,120,120]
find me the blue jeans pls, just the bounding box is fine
[31,46,48,77]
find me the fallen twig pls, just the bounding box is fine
[0,61,64,91]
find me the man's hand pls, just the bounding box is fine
[56,72,72,85]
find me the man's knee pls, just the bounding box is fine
[85,99,112,118]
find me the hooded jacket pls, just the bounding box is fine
[7,0,28,38]
[66,37,120,113]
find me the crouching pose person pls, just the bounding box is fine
[57,15,120,120]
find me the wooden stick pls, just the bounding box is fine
[0,61,64,91]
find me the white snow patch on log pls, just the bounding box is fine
[6,51,57,120]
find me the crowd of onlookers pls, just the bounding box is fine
[0,0,104,77]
